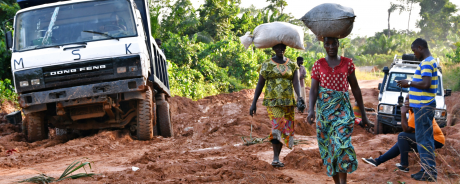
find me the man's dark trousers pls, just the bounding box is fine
[413,101,436,176]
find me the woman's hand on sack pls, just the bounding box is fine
[249,104,257,117]
[306,110,315,125]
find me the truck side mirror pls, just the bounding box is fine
[378,83,381,90]
[445,89,452,97]
[5,31,13,50]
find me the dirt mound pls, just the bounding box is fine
[0,123,20,136]
[445,92,460,126]
[0,100,17,115]
[284,148,323,173]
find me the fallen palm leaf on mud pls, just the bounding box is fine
[19,157,96,184]
[239,124,309,146]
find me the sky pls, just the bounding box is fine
[190,0,460,38]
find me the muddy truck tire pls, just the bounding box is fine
[156,93,173,137]
[137,86,155,140]
[26,112,47,142]
[375,121,384,135]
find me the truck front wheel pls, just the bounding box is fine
[26,112,47,142]
[136,86,155,140]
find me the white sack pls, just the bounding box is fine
[300,3,355,41]
[239,22,305,50]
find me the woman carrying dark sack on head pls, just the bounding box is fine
[249,43,306,167]
[307,37,370,184]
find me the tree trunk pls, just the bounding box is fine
[407,2,413,34]
[388,11,391,37]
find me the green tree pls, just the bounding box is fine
[417,0,458,40]
[398,0,418,34]
[0,1,20,80]
[198,0,240,40]
[265,0,287,14]
[160,0,199,40]
[387,2,405,37]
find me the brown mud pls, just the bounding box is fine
[0,80,459,183]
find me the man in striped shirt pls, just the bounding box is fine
[397,38,438,182]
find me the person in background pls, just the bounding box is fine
[297,56,307,112]
[249,44,304,167]
[353,102,362,125]
[307,37,370,184]
[397,38,439,182]
[155,38,162,48]
[362,94,444,172]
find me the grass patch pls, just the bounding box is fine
[355,69,384,80]
[19,158,96,183]
[442,63,460,91]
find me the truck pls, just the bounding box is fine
[374,54,451,134]
[3,0,173,141]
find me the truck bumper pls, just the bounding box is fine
[19,78,145,109]
[378,114,402,128]
[378,114,448,128]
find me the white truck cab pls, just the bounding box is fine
[375,54,451,134]
[4,0,173,141]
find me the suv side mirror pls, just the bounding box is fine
[445,89,452,97]
[378,83,381,90]
[382,66,389,74]
[5,31,13,49]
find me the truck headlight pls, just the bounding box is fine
[435,110,447,118]
[19,81,29,87]
[379,104,394,114]
[117,67,127,73]
[31,79,40,85]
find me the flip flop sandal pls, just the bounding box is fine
[271,161,285,167]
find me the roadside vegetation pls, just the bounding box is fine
[1,0,459,100]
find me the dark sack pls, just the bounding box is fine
[300,3,355,41]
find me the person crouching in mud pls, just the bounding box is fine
[249,43,305,167]
[307,37,370,184]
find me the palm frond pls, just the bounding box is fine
[18,158,96,183]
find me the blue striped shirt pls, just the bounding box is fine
[409,56,438,108]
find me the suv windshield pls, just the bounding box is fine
[14,0,137,51]
[386,72,442,95]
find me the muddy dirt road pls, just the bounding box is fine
[1,80,459,184]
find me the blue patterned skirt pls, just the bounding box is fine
[316,86,358,176]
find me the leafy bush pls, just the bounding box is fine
[442,63,460,91]
[0,79,17,103]
[446,42,460,63]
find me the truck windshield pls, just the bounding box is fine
[14,0,137,51]
[386,72,442,96]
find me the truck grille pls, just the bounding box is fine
[43,60,114,88]
[15,55,141,93]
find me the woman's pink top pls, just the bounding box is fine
[311,57,355,92]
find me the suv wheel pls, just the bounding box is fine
[375,121,384,134]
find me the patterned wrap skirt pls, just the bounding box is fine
[267,106,295,149]
[316,86,358,176]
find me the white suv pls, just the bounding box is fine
[374,54,451,134]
